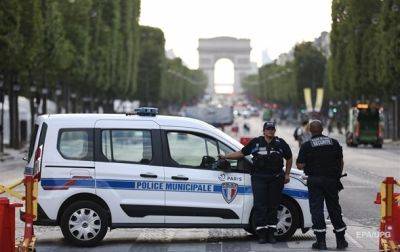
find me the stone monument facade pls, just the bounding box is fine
[198,37,254,94]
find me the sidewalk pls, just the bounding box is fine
[32,222,379,251]
[0,146,27,162]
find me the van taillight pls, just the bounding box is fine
[34,147,41,162]
[33,146,43,180]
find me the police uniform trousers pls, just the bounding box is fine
[251,174,284,229]
[307,176,346,234]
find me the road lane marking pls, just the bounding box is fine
[345,233,364,248]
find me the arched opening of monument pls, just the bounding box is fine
[214,58,234,94]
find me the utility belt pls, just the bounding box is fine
[306,173,346,191]
[252,155,283,175]
[304,167,341,179]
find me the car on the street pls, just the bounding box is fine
[241,110,251,118]
[25,108,312,246]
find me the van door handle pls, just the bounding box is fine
[140,173,157,178]
[171,176,189,181]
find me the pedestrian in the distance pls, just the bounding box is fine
[296,120,348,250]
[219,121,292,244]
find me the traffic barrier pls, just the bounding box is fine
[0,197,22,252]
[374,177,400,251]
[0,175,38,251]
[17,175,38,251]
[240,137,252,146]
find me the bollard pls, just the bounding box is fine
[375,177,400,251]
[0,197,22,252]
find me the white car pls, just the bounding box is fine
[26,108,312,246]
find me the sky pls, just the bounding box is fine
[140,0,332,70]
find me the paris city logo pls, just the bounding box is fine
[221,182,238,204]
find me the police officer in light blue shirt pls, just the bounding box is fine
[220,121,292,244]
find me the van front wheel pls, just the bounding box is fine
[60,201,108,247]
[245,197,300,241]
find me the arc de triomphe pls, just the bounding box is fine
[198,37,255,94]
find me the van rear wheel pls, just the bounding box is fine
[60,201,108,247]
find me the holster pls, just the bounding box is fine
[337,180,344,191]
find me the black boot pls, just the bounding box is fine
[312,232,327,250]
[335,231,349,250]
[256,228,268,244]
[267,227,277,244]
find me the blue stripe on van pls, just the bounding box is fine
[40,178,308,199]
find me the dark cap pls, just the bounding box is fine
[263,121,276,130]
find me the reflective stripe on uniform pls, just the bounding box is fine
[334,227,347,232]
[267,225,277,228]
[313,228,326,233]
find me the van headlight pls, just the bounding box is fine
[290,173,308,186]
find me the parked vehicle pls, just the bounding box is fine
[26,108,312,246]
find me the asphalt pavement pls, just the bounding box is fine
[1,115,399,251]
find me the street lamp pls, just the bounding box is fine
[55,85,62,113]
[41,87,49,114]
[71,93,77,113]
[0,76,4,155]
[29,85,37,131]
[82,96,91,113]
[391,95,398,141]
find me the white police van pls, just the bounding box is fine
[26,108,312,246]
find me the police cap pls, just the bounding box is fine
[263,121,276,130]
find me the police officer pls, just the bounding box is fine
[220,121,292,244]
[296,120,348,250]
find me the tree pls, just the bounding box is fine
[161,58,207,109]
[379,0,400,97]
[0,0,21,148]
[136,26,165,106]
[59,0,92,112]
[294,42,326,106]
[329,0,383,101]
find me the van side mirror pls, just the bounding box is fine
[200,156,216,168]
[216,159,231,171]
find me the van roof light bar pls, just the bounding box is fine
[127,107,158,117]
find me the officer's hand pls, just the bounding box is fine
[218,154,225,159]
[284,174,290,184]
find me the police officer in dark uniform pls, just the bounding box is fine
[220,121,292,244]
[296,120,348,250]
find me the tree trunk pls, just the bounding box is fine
[30,96,35,133]
[64,85,69,113]
[8,75,20,149]
[42,95,47,114]
[72,98,76,113]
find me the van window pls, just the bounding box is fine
[101,129,152,164]
[218,141,238,169]
[167,132,218,167]
[58,129,93,160]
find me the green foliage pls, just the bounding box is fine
[0,0,22,75]
[379,0,400,97]
[243,62,295,105]
[161,58,207,106]
[136,26,165,105]
[329,0,399,101]
[294,42,326,104]
[0,0,206,111]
